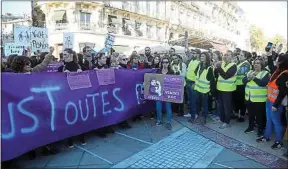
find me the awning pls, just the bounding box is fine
[210,41,228,54]
[54,11,66,21]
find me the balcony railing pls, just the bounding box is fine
[78,22,95,30]
[54,23,68,30]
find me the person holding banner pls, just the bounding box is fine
[57,48,87,148]
[192,52,216,125]
[155,57,177,130]
[82,46,95,70]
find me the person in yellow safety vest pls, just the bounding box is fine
[190,52,216,124]
[243,58,270,137]
[215,50,237,129]
[233,50,252,122]
[185,49,201,120]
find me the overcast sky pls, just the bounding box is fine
[2,1,287,40]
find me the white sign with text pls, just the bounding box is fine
[13,25,49,53]
[63,32,74,49]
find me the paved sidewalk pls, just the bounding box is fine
[8,115,287,168]
[112,128,223,168]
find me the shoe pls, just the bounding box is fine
[67,140,74,148]
[80,137,87,145]
[256,136,270,143]
[244,127,254,134]
[106,127,115,134]
[271,141,283,150]
[184,114,191,118]
[177,113,183,117]
[237,117,245,122]
[257,130,264,137]
[188,118,195,124]
[219,123,230,129]
[231,115,238,119]
[283,152,288,158]
[96,131,107,138]
[28,150,36,160]
[166,123,172,130]
[42,146,60,156]
[156,121,162,126]
[200,117,207,125]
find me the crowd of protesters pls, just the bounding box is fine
[1,42,288,168]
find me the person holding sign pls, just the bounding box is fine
[155,57,178,130]
[192,52,216,125]
[11,47,55,73]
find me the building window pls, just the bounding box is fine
[146,24,152,38]
[54,10,67,23]
[108,15,118,33]
[146,2,151,15]
[156,27,162,40]
[80,12,91,24]
[135,21,143,37]
[122,18,131,35]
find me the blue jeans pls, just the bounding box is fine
[186,80,199,117]
[264,100,284,141]
[156,101,172,124]
[191,91,209,119]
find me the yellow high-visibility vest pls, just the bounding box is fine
[186,60,200,82]
[217,62,237,92]
[245,70,268,102]
[236,60,251,85]
[194,66,212,94]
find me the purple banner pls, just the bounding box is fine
[1,69,156,161]
[144,73,184,103]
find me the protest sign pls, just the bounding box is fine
[1,69,156,161]
[4,43,28,56]
[105,33,115,50]
[46,62,63,72]
[67,71,92,90]
[63,32,74,49]
[14,25,49,53]
[96,69,116,85]
[144,73,184,103]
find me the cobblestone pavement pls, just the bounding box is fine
[112,128,223,168]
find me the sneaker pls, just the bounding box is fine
[166,123,172,130]
[67,139,74,148]
[184,114,191,118]
[80,137,87,145]
[219,123,230,129]
[188,118,195,124]
[257,130,264,137]
[244,128,254,134]
[237,117,245,122]
[256,136,270,143]
[42,146,60,156]
[271,141,283,150]
[156,121,162,126]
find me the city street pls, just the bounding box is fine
[12,114,287,168]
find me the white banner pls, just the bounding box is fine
[63,32,74,49]
[13,25,49,53]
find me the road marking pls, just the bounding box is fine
[75,145,114,165]
[214,162,234,169]
[115,132,153,145]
